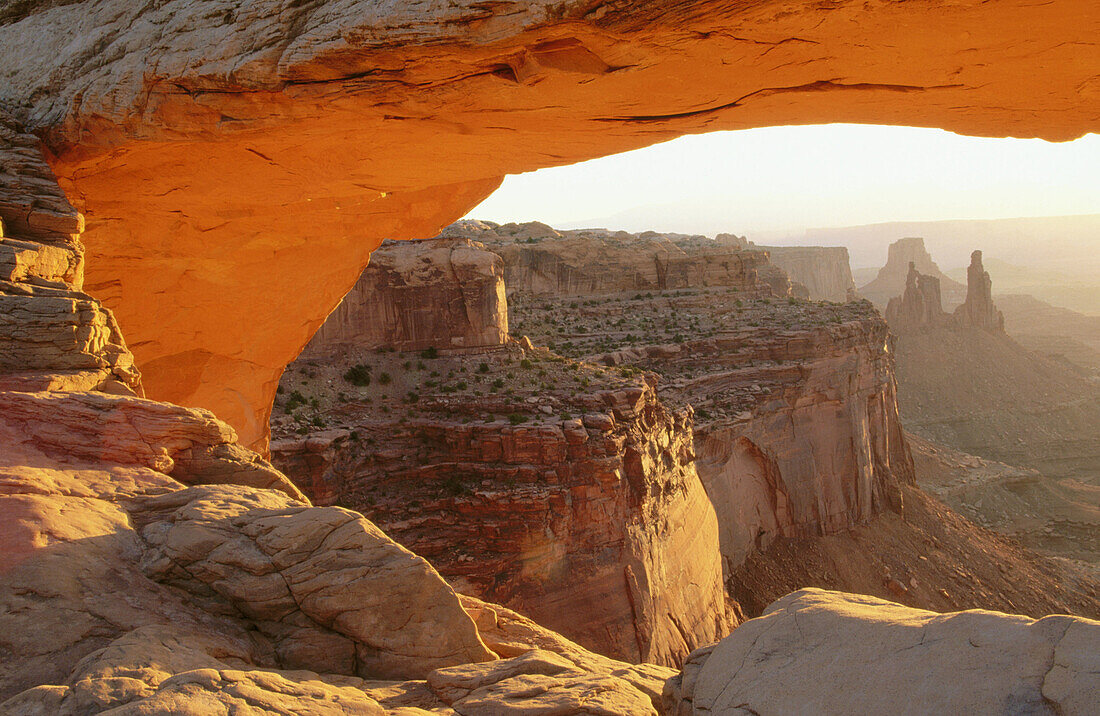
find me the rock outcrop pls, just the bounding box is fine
[468,223,778,297]
[0,112,141,398]
[667,588,1100,715]
[756,245,857,303]
[860,237,967,310]
[884,261,949,332]
[4,0,1092,447]
[305,237,508,356]
[953,250,1006,333]
[272,341,736,668]
[551,297,915,573]
[1,121,673,716]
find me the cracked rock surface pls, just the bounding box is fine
[666,588,1100,715]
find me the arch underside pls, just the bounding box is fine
[1,0,1095,447]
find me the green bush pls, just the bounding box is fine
[284,390,307,412]
[343,364,372,386]
[420,347,439,359]
[378,372,392,385]
[508,413,528,425]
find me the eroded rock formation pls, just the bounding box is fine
[953,250,1006,332]
[305,237,508,355]
[2,0,1094,447]
[667,588,1100,715]
[466,222,778,297]
[271,340,736,668]
[885,261,948,332]
[533,294,916,573]
[861,237,967,310]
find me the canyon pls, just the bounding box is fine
[879,240,1100,573]
[3,0,1100,712]
[273,223,1100,648]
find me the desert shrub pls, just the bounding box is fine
[508,413,528,425]
[284,390,308,412]
[520,358,533,369]
[378,372,392,385]
[343,364,372,386]
[420,347,439,359]
[478,362,489,373]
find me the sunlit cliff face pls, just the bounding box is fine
[0,0,1094,448]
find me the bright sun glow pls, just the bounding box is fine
[464,124,1100,237]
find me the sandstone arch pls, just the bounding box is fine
[1,0,1095,447]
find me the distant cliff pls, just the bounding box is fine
[304,238,508,355]
[757,245,856,303]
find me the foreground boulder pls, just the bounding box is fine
[667,588,1100,715]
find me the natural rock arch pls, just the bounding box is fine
[1,0,1095,448]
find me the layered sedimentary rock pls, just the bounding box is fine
[518,293,915,573]
[464,222,777,297]
[271,341,735,667]
[757,245,857,303]
[860,237,967,309]
[953,250,1006,332]
[667,588,1100,715]
[305,237,508,355]
[884,261,948,332]
[0,125,672,716]
[0,112,141,397]
[3,0,1094,447]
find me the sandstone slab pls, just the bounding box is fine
[668,588,1100,715]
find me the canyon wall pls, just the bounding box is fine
[272,343,736,667]
[688,318,913,572]
[471,224,776,297]
[581,302,914,573]
[304,237,508,355]
[1,0,1094,447]
[758,246,857,303]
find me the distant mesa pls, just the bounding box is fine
[861,237,967,310]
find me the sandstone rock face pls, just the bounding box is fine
[758,245,857,303]
[667,588,1100,715]
[885,261,949,332]
[953,250,1006,333]
[7,0,1089,447]
[2,127,673,716]
[272,346,736,668]
[467,223,776,297]
[687,317,913,572]
[499,239,914,577]
[860,237,967,309]
[305,238,508,356]
[0,111,141,397]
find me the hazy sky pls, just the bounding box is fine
[464,124,1100,237]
